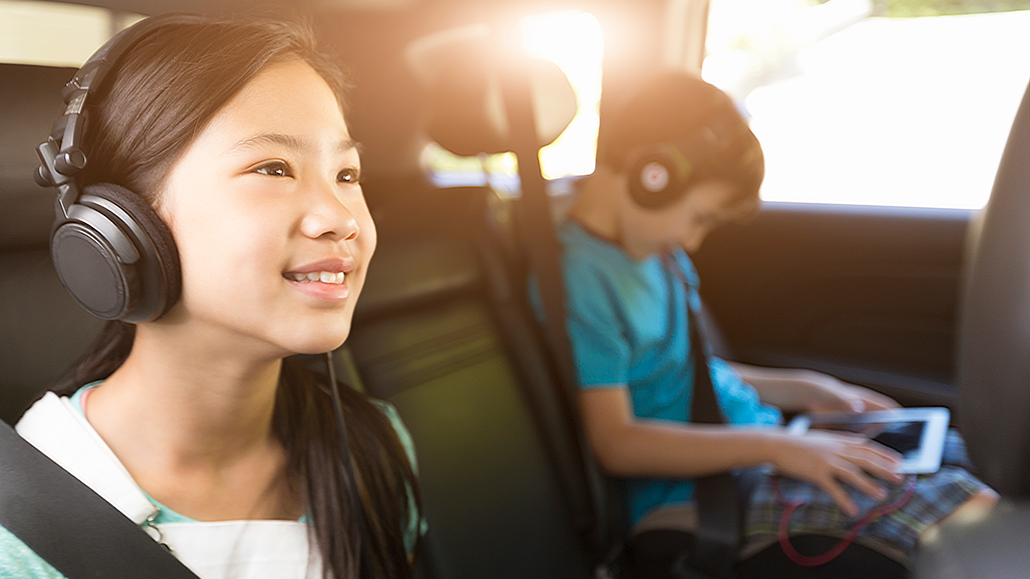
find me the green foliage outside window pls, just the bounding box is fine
[877,0,1030,17]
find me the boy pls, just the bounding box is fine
[554,71,994,577]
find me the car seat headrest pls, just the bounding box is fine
[406,23,577,157]
[957,78,1030,498]
[0,64,78,250]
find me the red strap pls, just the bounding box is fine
[772,475,917,566]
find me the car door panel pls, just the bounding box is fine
[693,201,971,409]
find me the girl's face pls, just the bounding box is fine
[157,59,376,357]
[619,178,757,258]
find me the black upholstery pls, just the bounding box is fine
[0,248,104,425]
[347,183,594,579]
[956,80,1030,498]
[408,24,577,157]
[912,79,1030,579]
[0,64,76,249]
[1,63,105,425]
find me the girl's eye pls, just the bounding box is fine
[254,161,292,178]
[337,167,360,184]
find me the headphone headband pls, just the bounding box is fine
[35,14,202,214]
[34,14,194,323]
[626,107,750,209]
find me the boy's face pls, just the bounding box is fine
[619,179,758,258]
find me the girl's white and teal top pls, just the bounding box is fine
[1,385,424,579]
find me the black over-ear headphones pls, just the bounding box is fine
[626,107,745,210]
[33,15,198,323]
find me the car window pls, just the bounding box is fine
[703,0,1030,209]
[0,0,144,67]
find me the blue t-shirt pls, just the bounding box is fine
[554,220,781,523]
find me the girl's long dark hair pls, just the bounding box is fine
[50,17,421,579]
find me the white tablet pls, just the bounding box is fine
[786,407,950,474]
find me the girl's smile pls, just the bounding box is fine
[283,257,356,301]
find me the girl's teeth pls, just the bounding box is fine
[287,272,345,284]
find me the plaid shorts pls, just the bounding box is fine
[742,429,990,563]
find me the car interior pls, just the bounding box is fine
[1,0,1029,578]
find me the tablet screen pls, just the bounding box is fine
[870,421,925,458]
[787,408,950,473]
[808,418,926,459]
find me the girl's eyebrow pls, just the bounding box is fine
[225,133,361,156]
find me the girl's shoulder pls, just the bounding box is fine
[367,398,428,551]
[369,399,417,465]
[0,525,68,579]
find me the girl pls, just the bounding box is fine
[3,15,421,579]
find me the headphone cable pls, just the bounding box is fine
[326,350,372,577]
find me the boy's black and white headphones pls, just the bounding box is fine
[33,15,198,323]
[626,107,745,210]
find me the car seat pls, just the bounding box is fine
[0,63,105,426]
[336,22,607,578]
[913,80,1030,579]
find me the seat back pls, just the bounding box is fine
[346,182,593,578]
[957,79,1030,497]
[393,23,619,570]
[0,63,104,425]
[913,79,1030,579]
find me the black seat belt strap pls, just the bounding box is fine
[0,420,200,579]
[495,29,606,564]
[686,318,746,579]
[666,253,746,579]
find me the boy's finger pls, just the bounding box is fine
[836,463,887,501]
[854,445,905,483]
[862,391,901,411]
[819,478,858,517]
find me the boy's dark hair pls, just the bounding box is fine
[601,70,765,204]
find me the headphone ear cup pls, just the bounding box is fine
[628,147,692,209]
[50,183,181,322]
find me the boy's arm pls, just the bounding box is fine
[726,362,899,414]
[579,386,903,516]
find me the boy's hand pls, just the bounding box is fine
[807,375,900,414]
[769,430,904,516]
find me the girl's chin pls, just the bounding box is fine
[286,332,351,357]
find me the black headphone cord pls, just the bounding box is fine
[325,350,373,578]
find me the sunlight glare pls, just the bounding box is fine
[520,10,604,180]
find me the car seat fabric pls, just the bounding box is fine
[0,251,103,425]
[957,79,1030,498]
[0,63,105,425]
[912,76,1030,579]
[345,182,593,579]
[0,64,77,248]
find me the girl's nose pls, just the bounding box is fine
[300,183,361,241]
